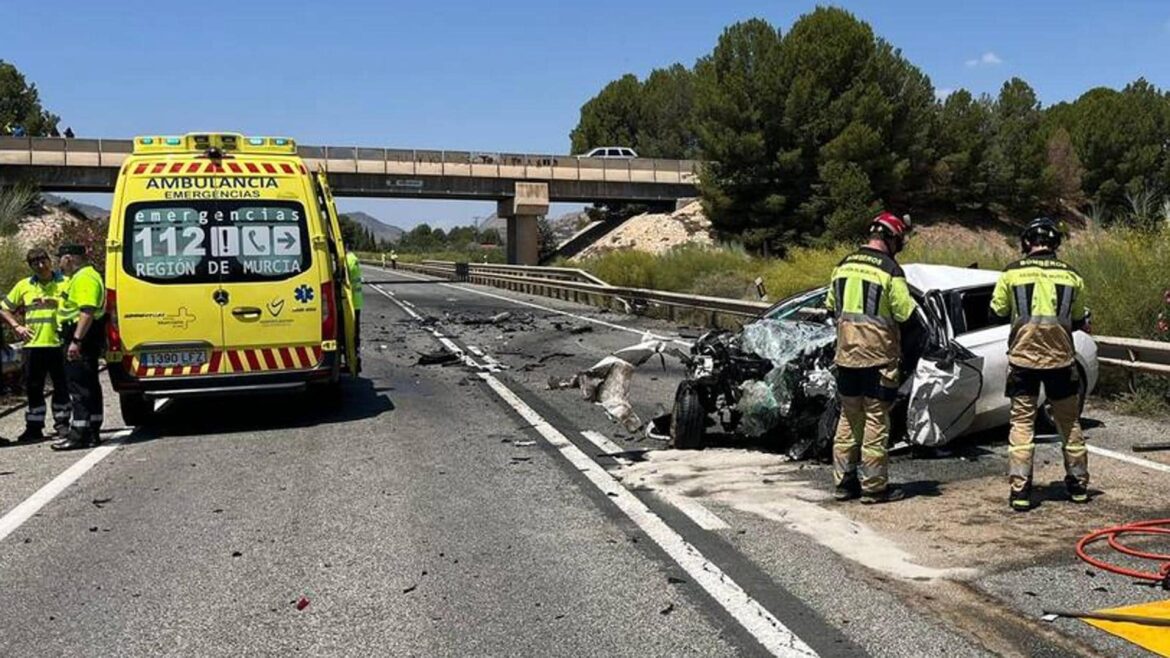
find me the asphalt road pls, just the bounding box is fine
[0,265,1166,657]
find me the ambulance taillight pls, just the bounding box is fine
[105,289,123,353]
[320,283,336,341]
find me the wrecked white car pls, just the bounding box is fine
[669,264,1100,458]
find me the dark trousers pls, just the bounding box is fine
[62,322,104,436]
[24,347,70,432]
[354,310,362,372]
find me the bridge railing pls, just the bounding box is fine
[0,137,701,186]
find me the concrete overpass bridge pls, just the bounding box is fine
[0,137,700,264]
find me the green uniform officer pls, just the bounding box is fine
[990,218,1089,511]
[346,249,363,374]
[825,212,917,504]
[52,244,106,451]
[0,248,71,441]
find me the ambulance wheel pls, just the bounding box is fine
[670,381,705,450]
[119,393,154,427]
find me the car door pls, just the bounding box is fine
[906,290,984,446]
[313,171,358,375]
[947,285,1013,429]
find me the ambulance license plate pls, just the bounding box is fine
[140,350,208,368]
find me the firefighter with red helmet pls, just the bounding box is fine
[825,212,917,504]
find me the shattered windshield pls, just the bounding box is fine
[764,288,829,321]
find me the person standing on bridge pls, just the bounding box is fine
[990,218,1089,512]
[345,244,364,374]
[825,212,916,504]
[52,244,106,451]
[1,248,72,442]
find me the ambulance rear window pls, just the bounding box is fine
[124,200,310,284]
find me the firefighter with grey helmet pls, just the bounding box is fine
[825,212,917,504]
[990,217,1089,511]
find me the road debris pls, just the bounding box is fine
[295,596,310,611]
[548,338,674,432]
[1132,441,1170,453]
[416,351,462,366]
[91,497,113,508]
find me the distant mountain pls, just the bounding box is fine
[42,194,109,220]
[344,211,405,244]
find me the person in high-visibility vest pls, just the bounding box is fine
[345,247,363,374]
[0,248,71,442]
[825,212,916,504]
[990,218,1089,511]
[52,244,106,451]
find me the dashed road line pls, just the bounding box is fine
[0,429,131,543]
[369,284,499,372]
[479,373,816,657]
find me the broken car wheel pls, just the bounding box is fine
[670,381,706,450]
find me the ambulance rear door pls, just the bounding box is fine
[114,173,226,377]
[217,170,323,374]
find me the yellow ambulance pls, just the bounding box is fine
[104,133,358,425]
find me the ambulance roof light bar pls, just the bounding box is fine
[133,133,297,155]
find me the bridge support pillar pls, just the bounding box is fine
[499,182,549,266]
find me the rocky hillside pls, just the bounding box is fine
[577,201,714,258]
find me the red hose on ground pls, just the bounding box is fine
[1076,520,1170,585]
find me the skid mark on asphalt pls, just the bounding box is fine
[619,448,978,582]
[0,429,131,543]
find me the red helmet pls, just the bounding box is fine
[870,211,910,238]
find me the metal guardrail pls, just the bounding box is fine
[368,259,768,320]
[1095,336,1170,377]
[0,136,702,186]
[368,259,1170,375]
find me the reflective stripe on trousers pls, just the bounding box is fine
[1008,395,1088,492]
[833,396,891,494]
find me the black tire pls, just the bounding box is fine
[670,381,706,450]
[119,393,153,427]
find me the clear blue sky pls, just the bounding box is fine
[8,0,1170,228]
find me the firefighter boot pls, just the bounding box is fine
[833,475,861,502]
[1009,484,1033,512]
[1065,476,1089,504]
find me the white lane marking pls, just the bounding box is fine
[579,431,732,531]
[1087,444,1170,475]
[481,374,816,657]
[0,430,131,543]
[581,429,629,461]
[369,284,498,372]
[467,345,505,370]
[656,491,732,531]
[364,266,692,348]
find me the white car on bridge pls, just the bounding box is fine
[579,146,638,159]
